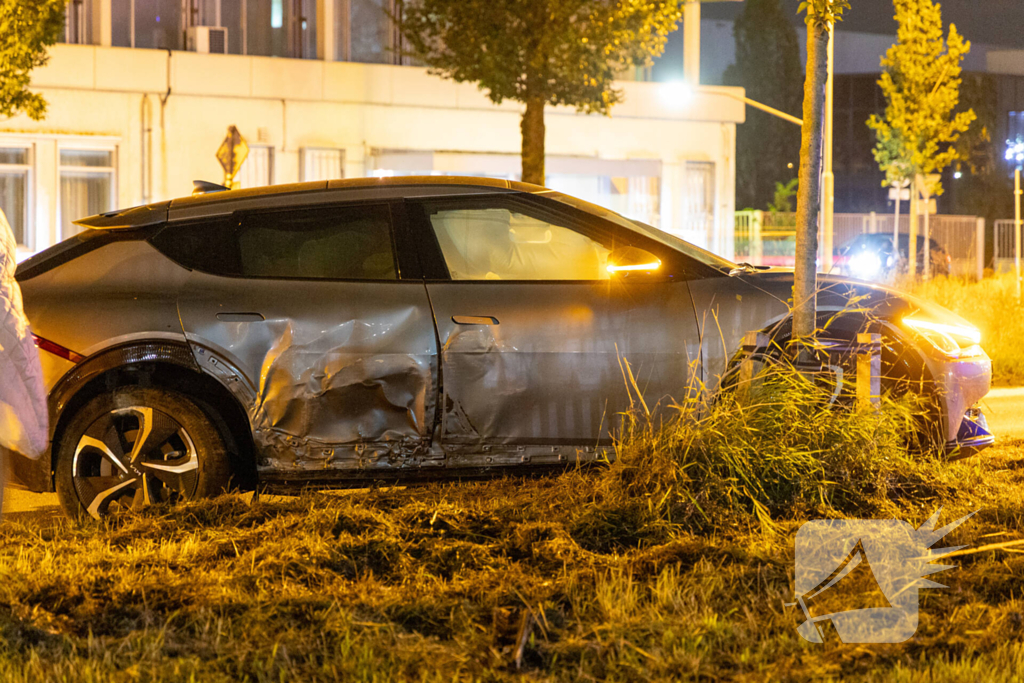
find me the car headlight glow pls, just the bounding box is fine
[849,251,883,280]
[902,317,983,358]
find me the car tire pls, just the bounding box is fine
[55,386,234,519]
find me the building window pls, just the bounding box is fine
[59,149,116,240]
[246,0,318,58]
[1010,111,1024,146]
[62,0,91,44]
[348,0,393,63]
[134,0,183,49]
[301,148,344,181]
[238,146,274,188]
[679,161,716,249]
[0,147,31,248]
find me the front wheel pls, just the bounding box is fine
[55,387,233,519]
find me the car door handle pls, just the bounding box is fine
[452,315,499,326]
[216,312,265,322]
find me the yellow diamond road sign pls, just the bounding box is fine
[216,125,249,180]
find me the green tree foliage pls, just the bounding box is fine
[395,0,684,185]
[950,75,1011,229]
[723,0,803,212]
[867,0,975,197]
[0,0,65,120]
[792,0,849,341]
[768,178,798,214]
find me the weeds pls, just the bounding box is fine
[0,363,1012,681]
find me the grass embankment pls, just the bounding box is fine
[1,372,1021,681]
[901,272,1024,386]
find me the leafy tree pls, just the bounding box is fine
[768,178,798,214]
[950,75,1011,237]
[866,0,975,273]
[395,0,684,185]
[0,0,65,120]
[792,0,848,342]
[723,0,803,212]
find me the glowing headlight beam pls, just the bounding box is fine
[903,317,982,346]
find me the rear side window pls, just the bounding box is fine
[150,204,397,280]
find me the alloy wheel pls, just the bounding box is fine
[71,406,200,519]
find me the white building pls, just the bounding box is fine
[2,0,745,261]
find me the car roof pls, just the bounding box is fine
[74,176,548,230]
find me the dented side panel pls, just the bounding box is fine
[426,281,702,447]
[177,272,438,470]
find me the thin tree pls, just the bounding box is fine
[792,0,848,342]
[0,0,66,120]
[723,0,803,211]
[396,0,684,185]
[867,0,974,276]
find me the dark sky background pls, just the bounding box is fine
[703,0,1024,49]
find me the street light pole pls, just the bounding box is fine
[821,20,835,272]
[1006,138,1024,300]
[1017,167,1022,300]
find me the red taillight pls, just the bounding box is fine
[31,334,85,364]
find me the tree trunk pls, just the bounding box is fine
[520,97,546,186]
[792,20,830,341]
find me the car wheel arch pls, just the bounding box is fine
[48,342,258,492]
[727,310,937,391]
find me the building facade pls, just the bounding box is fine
[2,0,745,262]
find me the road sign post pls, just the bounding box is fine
[889,178,910,254]
[216,125,249,189]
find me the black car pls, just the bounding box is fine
[836,233,951,281]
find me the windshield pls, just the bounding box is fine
[539,189,736,272]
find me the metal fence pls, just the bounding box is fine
[735,211,984,279]
[994,219,1019,273]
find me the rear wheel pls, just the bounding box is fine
[55,387,233,519]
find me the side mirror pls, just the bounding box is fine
[606,246,662,277]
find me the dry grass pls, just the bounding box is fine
[900,272,1024,386]
[0,369,1019,681]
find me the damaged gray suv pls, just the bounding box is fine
[8,177,992,518]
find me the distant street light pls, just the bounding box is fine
[1006,137,1024,299]
[660,81,694,109]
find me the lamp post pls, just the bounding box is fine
[1006,138,1024,300]
[822,19,835,273]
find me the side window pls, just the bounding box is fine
[238,205,396,280]
[427,204,612,281]
[150,204,397,280]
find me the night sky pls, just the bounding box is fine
[703,0,1024,49]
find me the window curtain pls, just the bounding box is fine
[60,173,111,239]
